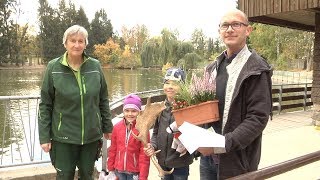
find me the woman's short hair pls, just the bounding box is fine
[62,25,89,45]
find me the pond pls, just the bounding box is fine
[0,68,164,101]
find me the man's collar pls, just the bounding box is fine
[223,50,237,63]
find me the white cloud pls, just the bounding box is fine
[19,0,237,40]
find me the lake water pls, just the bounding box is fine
[0,68,164,101]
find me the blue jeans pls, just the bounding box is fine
[200,156,218,180]
[161,165,189,180]
[115,170,139,180]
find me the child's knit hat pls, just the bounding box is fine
[123,94,142,111]
[164,68,186,82]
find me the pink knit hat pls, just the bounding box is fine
[123,94,142,111]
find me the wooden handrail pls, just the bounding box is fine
[228,150,320,180]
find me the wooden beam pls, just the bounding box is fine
[229,150,320,180]
[282,0,290,12]
[306,7,320,13]
[249,16,315,31]
[290,0,300,11]
[262,0,267,15]
[267,0,272,14]
[257,0,261,16]
[300,0,308,9]
[274,0,282,13]
[245,0,249,15]
[308,0,319,8]
[249,0,255,17]
[239,0,245,14]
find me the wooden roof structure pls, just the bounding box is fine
[238,0,320,32]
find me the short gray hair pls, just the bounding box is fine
[62,25,89,45]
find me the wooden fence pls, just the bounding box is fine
[272,83,313,114]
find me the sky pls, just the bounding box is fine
[19,0,237,40]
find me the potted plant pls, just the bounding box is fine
[172,70,219,126]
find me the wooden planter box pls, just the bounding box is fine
[172,100,219,126]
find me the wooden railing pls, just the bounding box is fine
[272,83,313,114]
[228,150,320,180]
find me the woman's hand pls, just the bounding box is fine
[41,143,51,152]
[143,143,155,156]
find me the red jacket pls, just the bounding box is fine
[107,119,150,180]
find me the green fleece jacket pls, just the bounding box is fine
[38,53,113,145]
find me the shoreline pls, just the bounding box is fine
[0,64,46,70]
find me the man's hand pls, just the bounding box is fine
[172,138,187,157]
[143,143,155,157]
[103,133,112,140]
[41,143,51,152]
[197,147,215,156]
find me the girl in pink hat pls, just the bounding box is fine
[107,94,150,180]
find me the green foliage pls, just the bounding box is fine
[88,9,113,56]
[172,81,193,109]
[160,29,178,65]
[38,0,70,62]
[191,28,206,57]
[176,42,194,60]
[182,52,202,70]
[75,7,90,32]
[0,0,20,64]
[140,37,161,67]
[249,23,314,70]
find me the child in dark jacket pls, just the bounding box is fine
[144,68,194,180]
[107,94,150,180]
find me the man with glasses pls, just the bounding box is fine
[197,9,273,179]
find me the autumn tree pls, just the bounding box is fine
[88,9,113,55]
[93,38,121,65]
[121,24,149,55]
[116,45,140,69]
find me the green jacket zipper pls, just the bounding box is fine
[58,113,62,131]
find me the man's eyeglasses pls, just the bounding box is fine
[219,22,248,31]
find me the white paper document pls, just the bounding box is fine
[178,122,225,154]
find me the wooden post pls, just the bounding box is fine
[312,13,320,128]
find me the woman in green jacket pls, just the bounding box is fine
[38,25,113,180]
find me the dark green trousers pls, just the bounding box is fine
[50,140,99,180]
